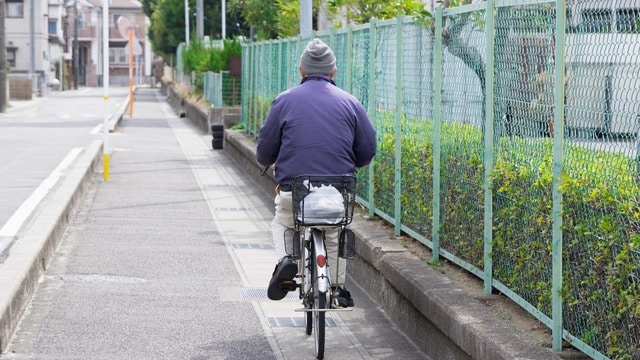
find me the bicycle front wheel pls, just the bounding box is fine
[313,291,327,359]
[305,301,313,336]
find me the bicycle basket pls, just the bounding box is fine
[291,175,356,227]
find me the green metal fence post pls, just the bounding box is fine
[268,40,274,98]
[286,39,292,89]
[329,28,336,57]
[241,45,246,127]
[432,8,443,263]
[346,24,353,93]
[248,44,254,133]
[277,39,283,93]
[368,19,377,218]
[394,14,403,236]
[552,0,567,352]
[258,43,265,135]
[483,0,496,295]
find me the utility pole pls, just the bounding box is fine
[73,0,79,89]
[102,0,110,180]
[196,0,202,39]
[184,0,189,44]
[300,0,312,38]
[221,0,225,39]
[0,0,7,112]
[29,0,35,93]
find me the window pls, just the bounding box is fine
[616,8,640,33]
[77,12,86,29]
[49,19,57,35]
[7,48,16,67]
[109,47,128,64]
[581,9,612,33]
[6,0,23,18]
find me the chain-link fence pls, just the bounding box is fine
[202,71,241,108]
[241,1,640,358]
[174,42,242,108]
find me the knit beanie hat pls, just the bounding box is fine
[299,38,336,75]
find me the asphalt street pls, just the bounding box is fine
[0,88,129,262]
[0,88,427,359]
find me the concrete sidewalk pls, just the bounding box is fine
[0,87,429,359]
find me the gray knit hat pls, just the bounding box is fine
[299,38,336,75]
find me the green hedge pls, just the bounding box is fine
[372,112,640,358]
[492,137,639,358]
[181,39,242,95]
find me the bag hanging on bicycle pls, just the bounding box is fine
[339,229,356,259]
[291,175,356,227]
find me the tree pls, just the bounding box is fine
[144,0,249,59]
[438,0,558,138]
[227,0,280,39]
[141,0,157,18]
[325,0,431,25]
[148,0,185,58]
[227,0,431,40]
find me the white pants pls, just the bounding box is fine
[271,190,346,286]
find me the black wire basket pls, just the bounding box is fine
[291,175,356,227]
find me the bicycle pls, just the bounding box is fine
[282,174,357,360]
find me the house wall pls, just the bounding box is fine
[5,0,47,74]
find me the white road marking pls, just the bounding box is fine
[90,123,103,134]
[0,148,83,239]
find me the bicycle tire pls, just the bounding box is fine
[313,291,326,359]
[311,229,327,359]
[305,248,313,336]
[305,304,313,335]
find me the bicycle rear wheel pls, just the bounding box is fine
[304,244,313,335]
[313,291,327,359]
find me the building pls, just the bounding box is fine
[5,0,67,98]
[65,0,148,88]
[3,0,149,97]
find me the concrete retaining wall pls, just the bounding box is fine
[165,85,240,133]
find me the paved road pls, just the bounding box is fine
[0,88,129,261]
[0,88,427,359]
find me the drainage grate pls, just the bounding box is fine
[267,317,336,328]
[231,243,274,250]
[242,288,299,301]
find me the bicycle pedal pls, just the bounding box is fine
[281,280,298,292]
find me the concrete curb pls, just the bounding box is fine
[109,93,130,132]
[222,128,562,360]
[0,141,103,353]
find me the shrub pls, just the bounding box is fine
[181,38,244,96]
[373,113,639,358]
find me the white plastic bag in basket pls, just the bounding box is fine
[299,183,344,224]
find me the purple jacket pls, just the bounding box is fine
[256,75,377,186]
